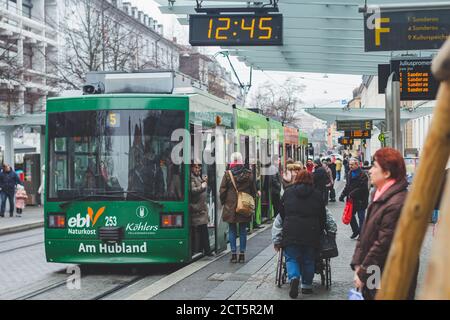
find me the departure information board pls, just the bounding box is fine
[344,130,372,139]
[336,120,372,131]
[364,8,450,51]
[391,58,438,101]
[338,137,354,145]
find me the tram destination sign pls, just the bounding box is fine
[391,58,438,101]
[189,14,283,46]
[364,8,450,51]
[336,120,372,131]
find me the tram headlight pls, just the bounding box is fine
[48,213,66,229]
[160,213,183,228]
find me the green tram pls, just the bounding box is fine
[44,71,307,264]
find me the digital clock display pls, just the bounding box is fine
[189,14,283,46]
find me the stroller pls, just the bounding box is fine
[274,208,338,290]
[275,241,334,290]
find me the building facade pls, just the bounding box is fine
[178,46,243,103]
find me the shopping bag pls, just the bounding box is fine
[348,288,364,300]
[342,199,353,225]
[320,232,339,259]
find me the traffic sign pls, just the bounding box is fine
[336,120,372,131]
[364,7,450,52]
[378,132,385,142]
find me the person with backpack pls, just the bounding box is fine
[219,152,257,263]
[339,158,369,239]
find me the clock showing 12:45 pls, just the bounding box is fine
[189,14,283,46]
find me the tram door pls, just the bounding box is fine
[260,138,270,222]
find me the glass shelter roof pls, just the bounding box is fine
[155,0,448,75]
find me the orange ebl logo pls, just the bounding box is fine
[87,207,106,227]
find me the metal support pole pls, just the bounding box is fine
[4,127,16,167]
[385,72,402,151]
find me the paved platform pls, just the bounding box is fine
[0,205,44,235]
[131,180,434,300]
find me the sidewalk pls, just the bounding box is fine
[0,206,44,235]
[141,180,434,300]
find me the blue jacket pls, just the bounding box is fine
[0,169,22,194]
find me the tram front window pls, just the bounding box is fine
[47,109,185,202]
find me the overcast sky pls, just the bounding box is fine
[129,0,363,107]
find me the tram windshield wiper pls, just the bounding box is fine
[58,191,163,208]
[58,194,125,208]
[96,191,164,208]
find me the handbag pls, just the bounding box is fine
[348,288,364,300]
[320,231,339,259]
[342,198,353,225]
[228,171,255,217]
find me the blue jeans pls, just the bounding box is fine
[228,223,248,253]
[350,209,366,235]
[336,171,341,181]
[284,245,316,289]
[0,191,15,216]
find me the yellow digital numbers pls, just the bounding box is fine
[241,18,255,39]
[258,17,273,40]
[207,16,273,41]
[215,17,230,40]
[107,112,120,128]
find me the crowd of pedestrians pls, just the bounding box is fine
[267,148,432,300]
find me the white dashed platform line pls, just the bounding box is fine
[126,223,271,300]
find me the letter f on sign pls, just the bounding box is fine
[375,18,390,47]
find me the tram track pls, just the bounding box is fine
[0,240,43,255]
[90,275,148,300]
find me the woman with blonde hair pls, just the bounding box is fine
[220,152,257,263]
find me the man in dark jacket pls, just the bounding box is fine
[339,158,369,239]
[0,164,22,217]
[313,159,329,206]
[327,158,337,202]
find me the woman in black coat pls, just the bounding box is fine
[279,170,326,298]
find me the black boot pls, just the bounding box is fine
[238,253,245,263]
[230,253,237,263]
[289,278,299,298]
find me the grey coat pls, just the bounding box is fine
[190,173,209,226]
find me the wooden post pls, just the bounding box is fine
[419,172,450,299]
[376,38,450,299]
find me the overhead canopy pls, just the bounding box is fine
[156,0,446,75]
[304,106,434,125]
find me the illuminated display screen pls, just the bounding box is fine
[189,14,283,46]
[391,58,438,101]
[344,130,372,139]
[338,137,354,145]
[336,120,372,131]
